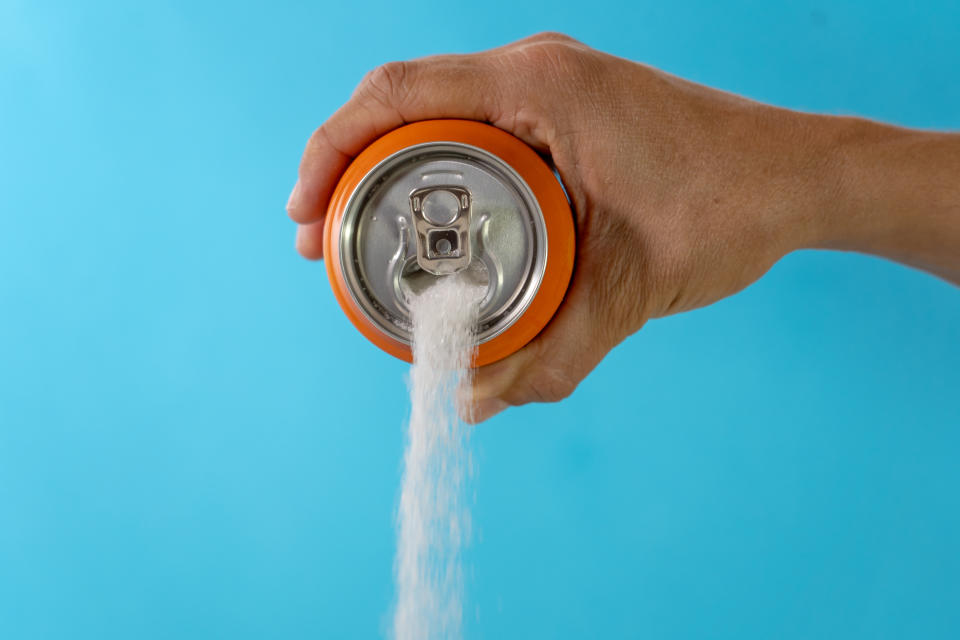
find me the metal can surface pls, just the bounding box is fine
[324,120,575,366]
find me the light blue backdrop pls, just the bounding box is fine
[1,1,958,638]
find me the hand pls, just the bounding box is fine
[287,33,960,422]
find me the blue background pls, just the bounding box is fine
[1,0,958,638]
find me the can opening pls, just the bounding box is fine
[400,258,491,307]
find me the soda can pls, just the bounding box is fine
[323,119,575,366]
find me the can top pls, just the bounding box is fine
[324,120,575,367]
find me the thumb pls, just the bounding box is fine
[466,269,617,423]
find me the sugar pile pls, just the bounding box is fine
[393,273,486,640]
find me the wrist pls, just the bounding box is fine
[806,116,960,279]
[810,116,910,252]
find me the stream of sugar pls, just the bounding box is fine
[393,274,485,640]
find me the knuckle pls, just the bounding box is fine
[359,60,414,108]
[516,38,590,82]
[306,122,334,155]
[497,341,580,407]
[529,31,578,44]
[530,40,575,64]
[540,369,578,403]
[523,363,579,404]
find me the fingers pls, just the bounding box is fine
[295,221,325,260]
[287,32,593,261]
[286,54,509,239]
[465,269,614,423]
[287,125,354,236]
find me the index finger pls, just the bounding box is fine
[285,54,505,231]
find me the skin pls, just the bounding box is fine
[287,33,960,423]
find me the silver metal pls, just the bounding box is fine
[409,186,472,275]
[338,142,549,346]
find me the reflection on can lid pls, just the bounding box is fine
[340,142,548,347]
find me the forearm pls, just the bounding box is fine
[813,117,960,284]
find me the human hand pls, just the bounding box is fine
[287,33,960,422]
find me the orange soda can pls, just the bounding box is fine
[323,120,575,366]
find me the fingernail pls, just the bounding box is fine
[468,397,508,424]
[286,180,302,214]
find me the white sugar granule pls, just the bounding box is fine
[393,273,485,640]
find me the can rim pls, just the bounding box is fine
[338,141,548,347]
[324,119,575,367]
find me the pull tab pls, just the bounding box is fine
[409,186,472,275]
